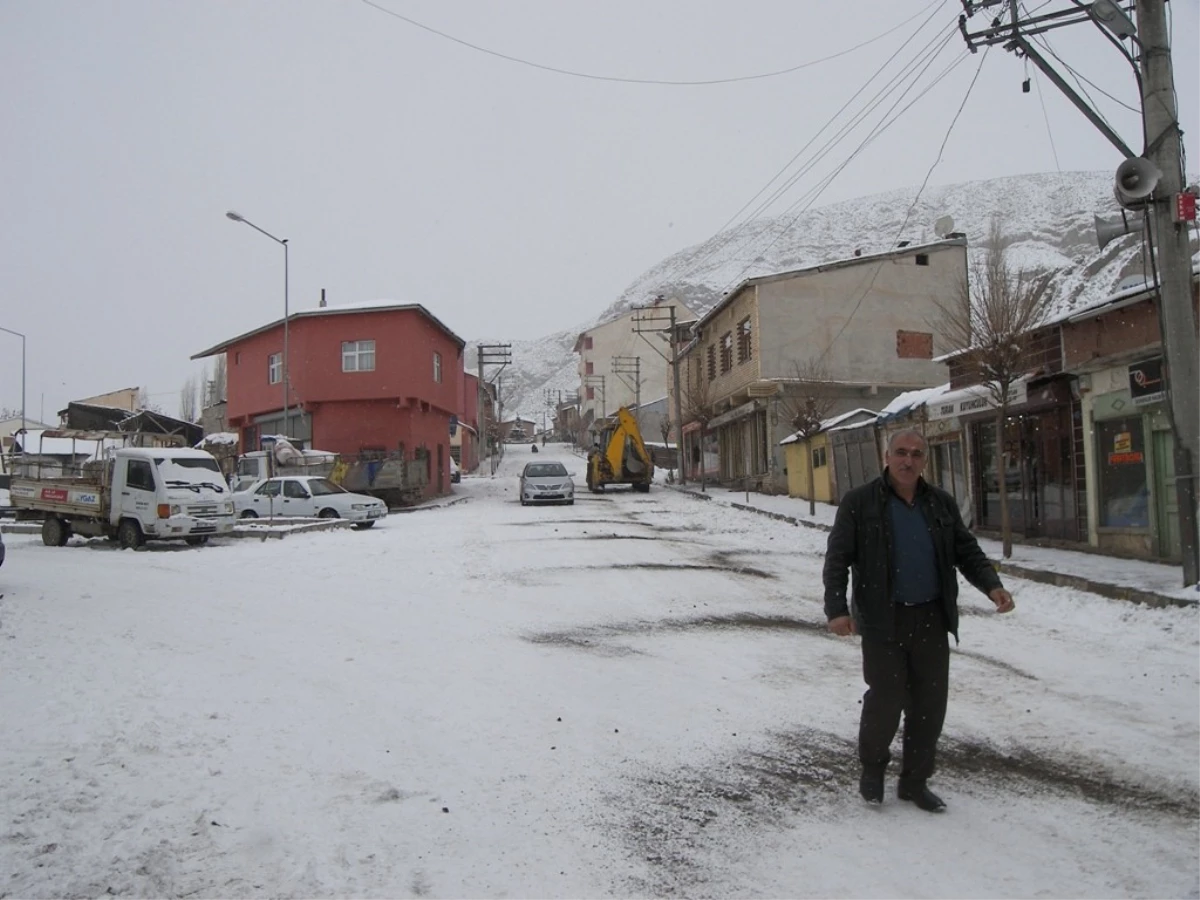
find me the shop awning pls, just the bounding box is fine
[925,377,1029,422]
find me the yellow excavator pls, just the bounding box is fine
[586,406,654,493]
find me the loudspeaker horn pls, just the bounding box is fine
[1095,210,1144,250]
[1114,157,1162,209]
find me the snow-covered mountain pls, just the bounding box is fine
[488,170,1192,420]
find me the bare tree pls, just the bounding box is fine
[207,355,228,407]
[135,387,163,414]
[179,375,200,423]
[776,359,839,515]
[931,219,1056,558]
[680,358,719,492]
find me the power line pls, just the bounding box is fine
[673,14,961,290]
[357,0,947,86]
[1033,70,1063,171]
[816,46,991,364]
[713,32,968,296]
[1028,30,1141,114]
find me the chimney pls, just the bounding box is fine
[319,288,327,308]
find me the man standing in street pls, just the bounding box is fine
[822,429,1015,812]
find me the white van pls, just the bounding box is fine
[11,446,236,548]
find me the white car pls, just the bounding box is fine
[233,476,387,528]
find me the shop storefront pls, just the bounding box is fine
[962,376,1086,542]
[1086,356,1180,561]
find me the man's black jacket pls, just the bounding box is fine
[822,470,1001,642]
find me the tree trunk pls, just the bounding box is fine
[996,404,1013,558]
[807,440,816,516]
[700,426,707,493]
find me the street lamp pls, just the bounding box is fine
[0,325,25,445]
[226,210,290,438]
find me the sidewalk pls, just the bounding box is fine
[669,482,1199,610]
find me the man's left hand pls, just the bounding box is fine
[989,588,1015,613]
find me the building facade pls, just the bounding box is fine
[574,297,697,435]
[676,239,966,492]
[193,301,465,501]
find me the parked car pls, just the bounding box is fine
[519,461,574,506]
[233,476,387,528]
[450,458,461,483]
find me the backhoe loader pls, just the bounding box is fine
[586,407,654,493]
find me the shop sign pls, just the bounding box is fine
[1107,430,1144,466]
[926,380,1027,421]
[1128,357,1166,407]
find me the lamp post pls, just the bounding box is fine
[0,325,25,444]
[226,211,289,437]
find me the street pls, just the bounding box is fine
[0,443,1196,898]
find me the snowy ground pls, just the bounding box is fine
[0,443,1197,899]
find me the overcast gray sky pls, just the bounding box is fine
[2,0,1196,422]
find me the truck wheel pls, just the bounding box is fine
[240,510,258,519]
[635,482,651,493]
[41,517,69,547]
[185,536,209,546]
[118,519,144,550]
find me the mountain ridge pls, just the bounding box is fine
[476,169,1191,420]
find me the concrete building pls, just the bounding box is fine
[574,296,697,434]
[192,300,465,501]
[676,238,966,493]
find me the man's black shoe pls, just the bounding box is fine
[859,766,885,804]
[897,780,946,812]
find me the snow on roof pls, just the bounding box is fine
[879,384,951,418]
[779,408,879,444]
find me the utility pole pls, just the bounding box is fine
[633,300,687,484]
[960,0,1199,585]
[583,374,606,421]
[1137,0,1200,586]
[477,343,512,476]
[612,355,642,425]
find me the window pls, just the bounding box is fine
[737,317,752,363]
[342,340,376,372]
[255,480,281,497]
[720,332,733,373]
[268,353,281,385]
[433,351,443,383]
[584,336,594,350]
[812,446,827,469]
[1096,417,1149,527]
[896,330,933,359]
[706,345,717,381]
[586,386,595,400]
[915,253,930,266]
[235,351,241,366]
[126,459,155,491]
[585,361,594,375]
[283,480,310,499]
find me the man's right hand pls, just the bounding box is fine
[827,615,856,636]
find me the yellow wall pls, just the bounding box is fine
[784,433,832,502]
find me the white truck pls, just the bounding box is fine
[231,437,337,492]
[11,445,236,548]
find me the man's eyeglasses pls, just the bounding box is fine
[891,448,925,459]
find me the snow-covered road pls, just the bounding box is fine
[1,443,1196,898]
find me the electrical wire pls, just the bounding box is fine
[679,18,961,291]
[357,0,946,86]
[1028,31,1141,114]
[709,2,952,236]
[816,46,991,363]
[712,33,968,296]
[1033,70,1063,172]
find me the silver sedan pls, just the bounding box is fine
[519,462,575,506]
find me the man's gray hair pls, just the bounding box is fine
[886,428,929,452]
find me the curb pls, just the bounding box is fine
[672,485,1195,610]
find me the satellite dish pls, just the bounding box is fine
[934,215,955,237]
